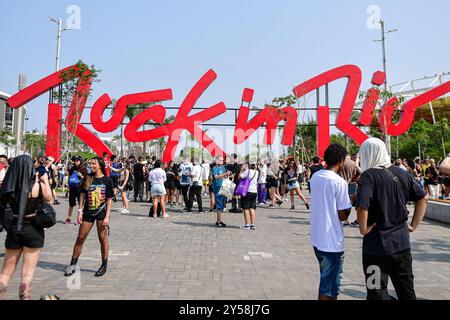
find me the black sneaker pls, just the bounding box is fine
[53,200,61,205]
[216,221,227,228]
[64,264,77,277]
[250,225,256,230]
[94,262,108,277]
[290,205,295,210]
[305,203,310,210]
[209,208,214,212]
[351,220,359,226]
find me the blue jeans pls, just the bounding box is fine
[314,247,344,298]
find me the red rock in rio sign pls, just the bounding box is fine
[7,64,450,162]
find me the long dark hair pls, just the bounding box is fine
[84,157,106,190]
[92,156,107,175]
[288,160,297,171]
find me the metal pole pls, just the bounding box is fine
[396,136,399,159]
[56,18,62,72]
[380,20,391,157]
[441,135,446,158]
[316,88,320,156]
[418,142,421,160]
[120,124,124,158]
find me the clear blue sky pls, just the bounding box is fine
[1,0,449,155]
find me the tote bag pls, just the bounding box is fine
[218,177,236,199]
[234,171,256,197]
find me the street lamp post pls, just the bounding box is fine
[48,17,71,72]
[48,17,71,105]
[374,20,397,157]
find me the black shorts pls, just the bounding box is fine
[5,220,45,249]
[165,179,176,190]
[69,186,81,208]
[267,177,278,188]
[110,176,119,188]
[82,209,107,223]
[241,192,257,210]
[444,178,450,187]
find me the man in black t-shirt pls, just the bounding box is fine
[356,138,428,300]
[133,157,145,202]
[308,156,323,192]
[425,159,440,199]
[225,154,242,213]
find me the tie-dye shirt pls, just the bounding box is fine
[82,176,114,213]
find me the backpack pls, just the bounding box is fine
[69,171,81,187]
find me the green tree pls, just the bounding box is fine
[55,60,100,164]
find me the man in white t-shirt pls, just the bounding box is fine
[310,143,352,301]
[187,157,204,213]
[201,160,211,196]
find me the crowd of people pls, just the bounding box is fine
[0,145,449,300]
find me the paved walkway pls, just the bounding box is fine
[1,192,449,300]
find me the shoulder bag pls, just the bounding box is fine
[34,182,57,229]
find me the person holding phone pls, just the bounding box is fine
[212,156,232,228]
[239,162,259,230]
[338,155,361,226]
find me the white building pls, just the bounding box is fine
[0,74,27,156]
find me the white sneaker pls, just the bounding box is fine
[240,225,251,230]
[121,209,130,214]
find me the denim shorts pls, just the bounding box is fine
[313,247,344,298]
[151,183,166,196]
[213,187,227,211]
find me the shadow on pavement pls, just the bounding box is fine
[289,220,310,225]
[340,287,366,300]
[268,216,309,221]
[37,260,96,274]
[411,238,450,263]
[171,221,241,229]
